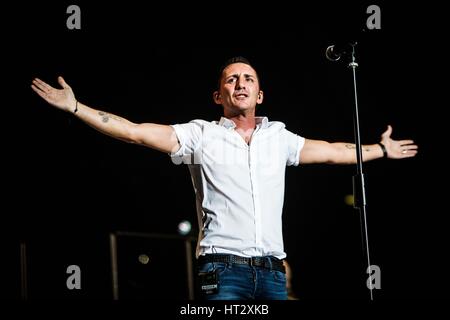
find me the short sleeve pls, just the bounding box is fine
[169,120,203,160]
[283,129,305,166]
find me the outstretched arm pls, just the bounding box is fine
[299,125,418,165]
[31,77,180,154]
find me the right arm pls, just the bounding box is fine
[31,77,180,154]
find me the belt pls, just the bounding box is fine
[198,254,285,273]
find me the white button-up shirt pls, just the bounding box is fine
[170,117,305,259]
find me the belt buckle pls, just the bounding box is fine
[252,257,263,267]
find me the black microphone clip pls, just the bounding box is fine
[325,42,357,62]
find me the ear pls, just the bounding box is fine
[213,91,222,105]
[256,90,264,104]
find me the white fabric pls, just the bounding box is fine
[170,117,304,259]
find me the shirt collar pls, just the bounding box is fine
[218,116,269,129]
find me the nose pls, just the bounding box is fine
[236,75,246,89]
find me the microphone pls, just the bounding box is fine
[325,42,357,61]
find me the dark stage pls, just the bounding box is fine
[2,1,446,306]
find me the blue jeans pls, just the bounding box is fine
[197,261,287,300]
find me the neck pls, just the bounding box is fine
[223,110,256,130]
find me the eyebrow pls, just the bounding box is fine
[225,73,256,80]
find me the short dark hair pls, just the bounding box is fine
[217,56,260,90]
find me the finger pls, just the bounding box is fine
[34,78,52,90]
[401,148,418,154]
[31,79,46,92]
[381,125,392,138]
[399,140,415,146]
[31,83,44,94]
[387,124,392,133]
[404,145,418,150]
[31,84,50,100]
[58,76,69,89]
[32,78,52,92]
[403,150,418,157]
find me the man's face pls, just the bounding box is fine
[214,63,263,115]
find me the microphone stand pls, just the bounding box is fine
[346,43,374,300]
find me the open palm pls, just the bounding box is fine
[31,76,76,113]
[380,125,418,159]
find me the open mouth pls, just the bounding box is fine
[235,93,248,99]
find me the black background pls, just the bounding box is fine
[1,1,447,302]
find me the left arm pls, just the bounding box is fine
[299,125,418,165]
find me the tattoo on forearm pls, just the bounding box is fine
[345,144,371,152]
[98,111,122,123]
[99,112,109,123]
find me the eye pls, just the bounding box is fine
[226,78,236,84]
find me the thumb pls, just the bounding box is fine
[381,124,392,139]
[58,76,70,89]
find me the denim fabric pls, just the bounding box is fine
[197,261,287,300]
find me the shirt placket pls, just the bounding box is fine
[248,126,262,254]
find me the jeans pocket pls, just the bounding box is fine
[198,262,229,276]
[273,270,287,282]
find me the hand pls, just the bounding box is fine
[380,125,418,159]
[31,76,76,113]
